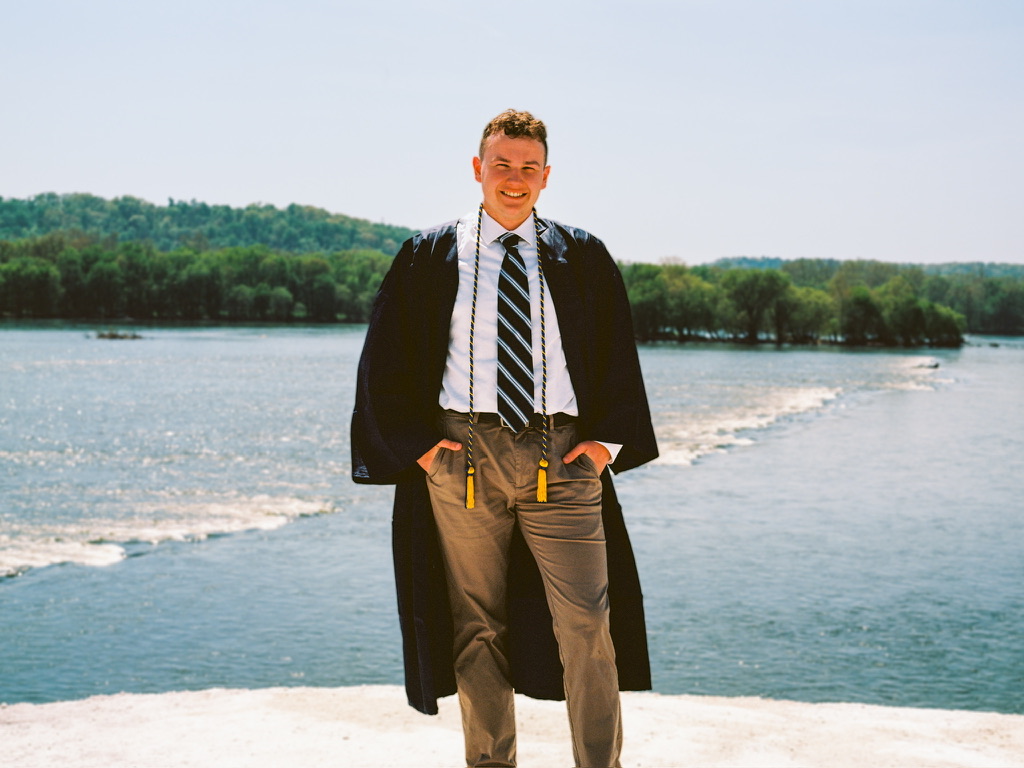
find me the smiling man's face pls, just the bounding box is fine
[473,133,550,230]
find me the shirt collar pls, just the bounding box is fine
[479,208,542,248]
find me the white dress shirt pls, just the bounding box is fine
[439,209,621,462]
[440,209,576,416]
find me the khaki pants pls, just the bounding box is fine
[425,411,623,768]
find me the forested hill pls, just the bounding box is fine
[0,193,415,255]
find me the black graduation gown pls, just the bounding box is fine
[351,217,658,714]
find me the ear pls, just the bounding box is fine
[473,156,483,183]
[541,165,550,189]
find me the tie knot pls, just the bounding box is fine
[499,232,522,251]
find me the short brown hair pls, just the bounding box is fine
[479,109,548,162]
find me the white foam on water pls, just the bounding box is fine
[886,380,936,391]
[0,494,330,578]
[885,356,946,390]
[123,494,328,542]
[653,386,841,466]
[0,536,126,578]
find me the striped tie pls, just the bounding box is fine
[496,232,533,432]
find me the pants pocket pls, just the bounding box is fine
[426,446,449,477]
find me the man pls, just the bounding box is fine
[351,109,657,768]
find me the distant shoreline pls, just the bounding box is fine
[7,318,1018,348]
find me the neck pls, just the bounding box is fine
[482,203,532,232]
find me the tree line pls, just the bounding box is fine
[0,228,986,347]
[621,257,1021,346]
[0,230,391,323]
[618,257,1024,344]
[624,262,959,347]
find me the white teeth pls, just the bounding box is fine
[503,192,526,198]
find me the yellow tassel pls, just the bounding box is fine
[466,467,475,509]
[537,459,548,502]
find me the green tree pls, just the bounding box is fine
[0,257,62,316]
[308,273,338,322]
[118,242,154,319]
[662,264,716,339]
[876,276,926,346]
[986,281,1024,334]
[294,256,333,321]
[842,286,886,345]
[721,268,790,343]
[252,282,274,320]
[922,274,953,306]
[85,259,124,319]
[333,249,391,322]
[769,285,801,344]
[258,253,291,288]
[56,248,89,318]
[832,260,902,290]
[788,286,836,343]
[219,245,268,289]
[178,258,223,319]
[923,303,965,347]
[782,258,840,289]
[268,286,294,321]
[225,284,256,320]
[621,262,667,341]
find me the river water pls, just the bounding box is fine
[1,325,1021,712]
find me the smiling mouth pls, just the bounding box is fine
[501,191,527,199]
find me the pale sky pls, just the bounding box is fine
[2,0,1022,265]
